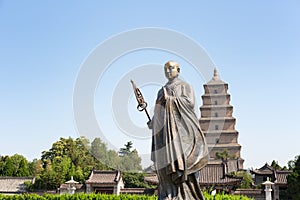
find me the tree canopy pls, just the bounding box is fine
[285,155,300,199]
[1,137,143,190]
[0,154,30,177]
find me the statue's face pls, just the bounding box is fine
[165,65,179,80]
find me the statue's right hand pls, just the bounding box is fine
[163,87,168,99]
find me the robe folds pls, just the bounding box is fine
[151,78,208,200]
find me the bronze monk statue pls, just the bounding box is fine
[148,61,208,200]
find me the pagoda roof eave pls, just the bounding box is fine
[202,94,230,97]
[205,80,227,85]
[203,130,238,134]
[200,105,233,109]
[200,117,236,121]
[208,143,241,148]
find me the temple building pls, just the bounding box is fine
[251,163,291,199]
[199,69,244,169]
[85,170,124,194]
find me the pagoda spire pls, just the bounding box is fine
[212,68,219,80]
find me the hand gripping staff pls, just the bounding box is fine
[130,80,151,123]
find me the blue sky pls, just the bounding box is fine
[0,1,299,169]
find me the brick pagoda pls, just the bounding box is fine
[199,68,244,169]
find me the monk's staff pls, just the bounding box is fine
[130,80,151,123]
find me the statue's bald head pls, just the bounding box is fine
[164,61,180,81]
[164,61,180,69]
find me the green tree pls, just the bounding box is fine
[120,145,142,172]
[122,172,150,188]
[35,137,143,189]
[28,159,43,176]
[282,166,289,171]
[215,149,236,160]
[37,137,113,189]
[39,137,90,189]
[52,156,72,188]
[91,138,109,167]
[16,157,30,176]
[0,154,30,176]
[3,156,14,176]
[74,166,85,183]
[106,150,120,169]
[0,156,6,175]
[288,155,299,170]
[35,159,56,189]
[286,155,300,199]
[234,171,253,189]
[78,136,91,151]
[119,141,133,156]
[271,160,282,170]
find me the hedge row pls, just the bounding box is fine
[204,193,253,200]
[0,193,253,200]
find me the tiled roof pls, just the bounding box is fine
[259,163,273,171]
[198,164,242,186]
[59,183,84,190]
[251,163,292,186]
[143,164,242,187]
[234,189,263,195]
[144,173,158,185]
[85,170,121,184]
[203,160,240,173]
[251,163,291,182]
[251,163,274,175]
[275,170,292,185]
[143,165,155,173]
[206,68,226,85]
[0,177,34,194]
[252,170,273,175]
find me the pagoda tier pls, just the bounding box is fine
[199,68,244,169]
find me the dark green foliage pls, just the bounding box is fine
[285,155,300,199]
[119,141,133,156]
[24,181,34,192]
[0,154,30,177]
[0,137,143,190]
[36,137,142,189]
[36,137,110,189]
[234,171,253,189]
[122,172,151,188]
[28,159,43,177]
[270,160,282,170]
[3,157,14,176]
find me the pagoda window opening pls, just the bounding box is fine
[215,125,219,130]
[214,112,218,117]
[214,100,218,105]
[214,89,218,94]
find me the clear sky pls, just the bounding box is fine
[0,1,299,170]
